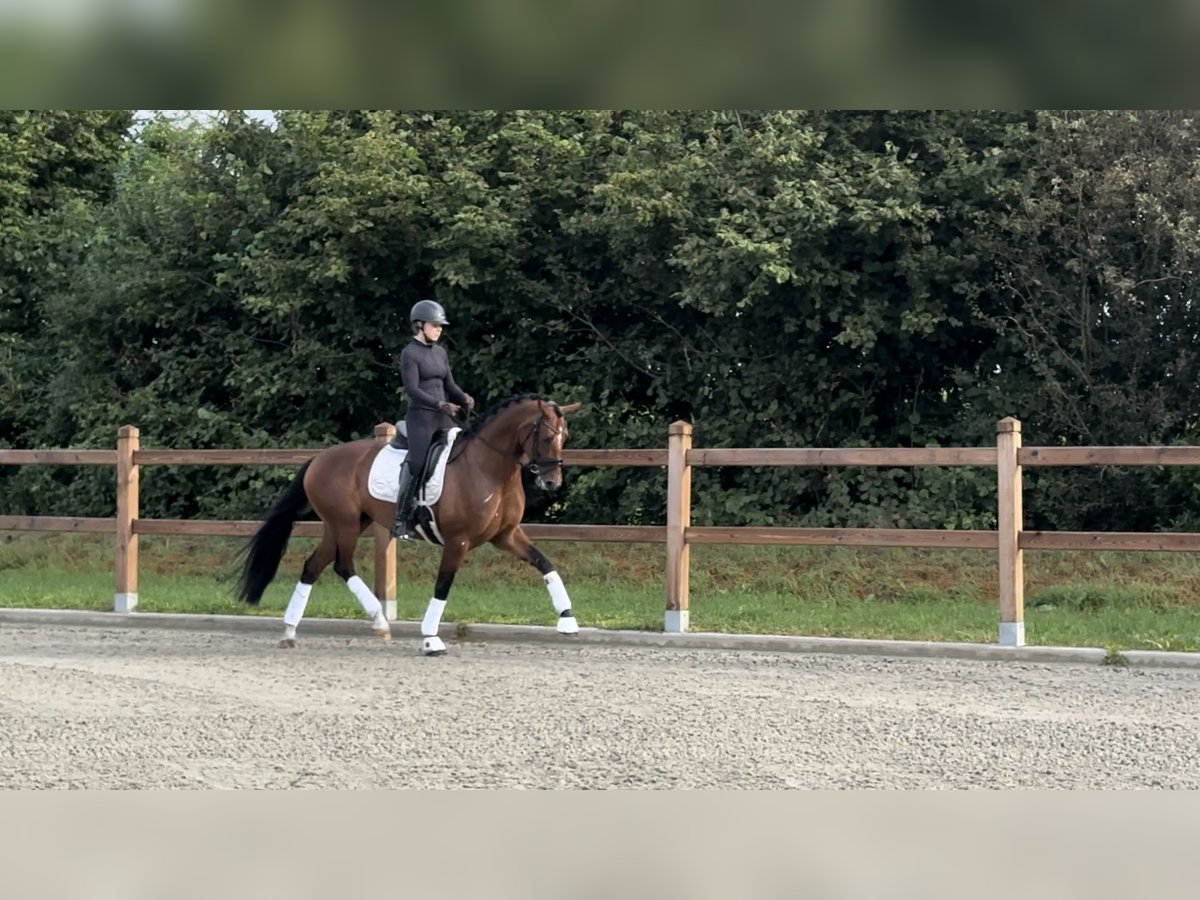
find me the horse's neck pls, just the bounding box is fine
[459,405,532,484]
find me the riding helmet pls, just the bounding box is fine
[410,299,449,326]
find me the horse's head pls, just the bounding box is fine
[521,400,582,491]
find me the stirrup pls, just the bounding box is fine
[391,497,415,540]
[392,512,418,540]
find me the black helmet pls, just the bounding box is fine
[411,299,449,325]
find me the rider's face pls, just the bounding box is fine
[420,322,444,342]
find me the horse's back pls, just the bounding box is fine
[305,438,384,506]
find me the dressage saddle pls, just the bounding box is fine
[388,422,449,488]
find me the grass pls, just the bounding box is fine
[2,532,1200,652]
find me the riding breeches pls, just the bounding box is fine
[404,408,452,481]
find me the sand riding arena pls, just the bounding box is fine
[2,621,1199,788]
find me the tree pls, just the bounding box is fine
[988,110,1200,529]
[1,110,132,439]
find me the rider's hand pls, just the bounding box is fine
[463,394,475,412]
[439,401,461,418]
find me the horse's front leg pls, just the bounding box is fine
[419,540,469,656]
[492,526,579,635]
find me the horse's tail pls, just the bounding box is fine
[236,460,313,605]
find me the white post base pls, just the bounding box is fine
[664,609,689,634]
[114,592,138,613]
[382,599,397,621]
[999,621,1025,647]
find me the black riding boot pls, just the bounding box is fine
[391,461,418,539]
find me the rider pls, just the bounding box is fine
[392,299,475,539]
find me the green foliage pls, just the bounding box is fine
[985,110,1200,530]
[0,110,132,438]
[3,110,1200,535]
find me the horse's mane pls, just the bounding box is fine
[449,394,556,464]
[460,394,558,439]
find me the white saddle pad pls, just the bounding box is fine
[367,428,461,506]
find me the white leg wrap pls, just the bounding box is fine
[283,582,313,628]
[421,598,447,636]
[545,571,578,634]
[544,571,572,613]
[346,575,382,618]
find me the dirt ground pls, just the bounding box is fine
[2,623,1199,789]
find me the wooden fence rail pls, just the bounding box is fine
[4,417,1200,646]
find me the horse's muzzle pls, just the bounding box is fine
[527,458,563,491]
[526,458,563,476]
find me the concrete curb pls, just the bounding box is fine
[1120,649,1200,669]
[2,607,1199,669]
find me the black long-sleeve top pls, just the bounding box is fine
[398,339,469,414]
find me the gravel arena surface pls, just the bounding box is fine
[2,623,1200,789]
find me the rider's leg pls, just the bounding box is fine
[392,413,434,539]
[392,460,419,538]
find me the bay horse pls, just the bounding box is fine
[236,395,583,654]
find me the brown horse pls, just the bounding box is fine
[236,395,583,654]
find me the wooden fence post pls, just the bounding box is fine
[996,417,1025,646]
[373,422,398,620]
[665,421,693,633]
[115,425,139,613]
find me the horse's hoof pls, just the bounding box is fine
[372,627,392,641]
[278,638,297,649]
[557,616,580,635]
[421,636,447,656]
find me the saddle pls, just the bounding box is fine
[389,422,450,488]
[368,423,461,511]
[374,422,461,545]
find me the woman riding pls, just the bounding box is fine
[392,299,475,539]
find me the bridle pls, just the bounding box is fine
[522,413,565,476]
[470,410,565,475]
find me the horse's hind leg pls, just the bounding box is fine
[491,526,579,635]
[280,528,338,648]
[333,516,391,640]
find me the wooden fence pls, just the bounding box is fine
[4,417,1200,646]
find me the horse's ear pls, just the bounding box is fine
[558,402,583,415]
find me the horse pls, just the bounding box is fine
[235,395,583,654]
